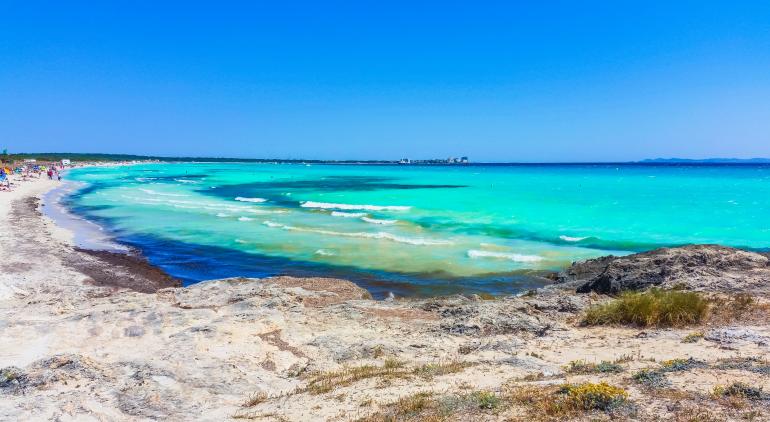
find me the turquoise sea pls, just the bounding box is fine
[60,163,770,297]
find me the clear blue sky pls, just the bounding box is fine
[2,1,770,162]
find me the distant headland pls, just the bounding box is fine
[639,157,770,164]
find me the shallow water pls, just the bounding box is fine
[61,163,770,297]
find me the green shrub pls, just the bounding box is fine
[632,369,668,388]
[714,382,764,400]
[564,360,624,375]
[582,288,709,327]
[559,382,629,411]
[471,391,500,409]
[659,358,705,372]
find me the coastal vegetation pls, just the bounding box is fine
[301,359,472,395]
[563,359,625,375]
[582,288,709,327]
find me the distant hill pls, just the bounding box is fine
[640,158,770,164]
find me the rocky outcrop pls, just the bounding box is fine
[558,245,770,294]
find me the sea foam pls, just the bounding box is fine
[235,197,268,203]
[467,250,543,263]
[330,211,367,218]
[361,217,397,225]
[301,201,411,211]
[138,188,188,197]
[261,221,449,245]
[559,235,588,242]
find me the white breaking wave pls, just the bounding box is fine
[235,197,267,203]
[467,250,544,263]
[314,249,335,256]
[331,211,367,218]
[216,213,230,218]
[238,216,254,221]
[559,235,588,242]
[175,179,200,184]
[301,201,411,211]
[243,208,282,215]
[261,221,450,246]
[361,217,397,225]
[235,239,247,244]
[138,188,188,197]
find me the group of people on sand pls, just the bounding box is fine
[0,162,65,192]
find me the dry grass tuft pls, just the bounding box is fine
[681,331,704,343]
[582,288,709,327]
[303,359,471,395]
[304,358,408,395]
[412,360,472,380]
[707,293,770,325]
[242,391,269,407]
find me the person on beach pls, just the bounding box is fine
[0,172,10,192]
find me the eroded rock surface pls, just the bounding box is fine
[557,245,770,294]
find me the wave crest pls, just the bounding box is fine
[361,217,397,225]
[559,235,588,242]
[235,197,267,203]
[261,221,449,245]
[330,211,367,218]
[467,250,543,262]
[301,201,410,211]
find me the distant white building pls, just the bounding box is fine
[24,159,36,163]
[61,159,71,166]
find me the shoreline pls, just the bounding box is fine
[1,173,769,420]
[2,176,181,296]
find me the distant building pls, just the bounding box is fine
[460,156,469,163]
[399,158,411,164]
[61,159,71,166]
[24,159,36,163]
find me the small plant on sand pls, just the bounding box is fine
[471,390,500,409]
[582,288,709,327]
[659,357,705,372]
[413,360,471,380]
[715,357,770,375]
[507,382,629,418]
[242,391,268,407]
[682,331,704,343]
[564,359,624,375]
[632,368,668,389]
[713,383,764,400]
[303,358,471,395]
[559,382,629,411]
[304,358,408,394]
[357,389,506,422]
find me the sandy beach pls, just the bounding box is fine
[1,177,769,421]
